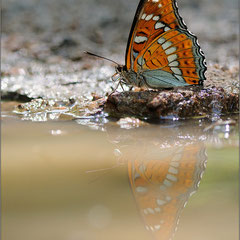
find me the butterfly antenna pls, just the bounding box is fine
[84,51,119,65]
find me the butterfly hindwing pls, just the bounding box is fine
[140,28,206,85]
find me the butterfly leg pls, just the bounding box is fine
[109,79,123,96]
[110,73,121,93]
[129,86,134,91]
[119,81,125,91]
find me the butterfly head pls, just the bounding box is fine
[115,65,127,73]
[115,65,145,88]
[115,65,128,78]
[84,51,142,88]
[112,65,129,85]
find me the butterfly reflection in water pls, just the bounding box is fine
[87,0,207,89]
[128,143,207,240]
[86,124,207,240]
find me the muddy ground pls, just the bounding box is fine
[2,0,239,119]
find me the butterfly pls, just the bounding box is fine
[113,0,207,89]
[128,143,207,240]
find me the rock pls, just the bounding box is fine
[116,117,149,129]
[104,87,239,119]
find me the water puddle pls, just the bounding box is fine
[2,102,238,240]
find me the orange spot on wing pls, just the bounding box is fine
[178,58,197,68]
[169,32,188,43]
[180,68,198,79]
[161,12,178,26]
[144,2,162,14]
[175,49,193,58]
[133,42,146,53]
[143,51,169,70]
[160,3,174,16]
[183,77,199,84]
[162,30,180,40]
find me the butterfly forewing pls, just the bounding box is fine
[125,0,206,86]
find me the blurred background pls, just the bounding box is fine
[2,0,239,65]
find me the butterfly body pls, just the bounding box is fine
[117,65,190,89]
[117,0,207,89]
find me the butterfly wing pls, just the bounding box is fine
[125,0,206,87]
[128,144,207,240]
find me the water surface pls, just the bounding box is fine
[2,104,238,240]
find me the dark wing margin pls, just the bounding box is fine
[172,0,188,30]
[179,29,207,84]
[125,0,146,65]
[172,0,207,82]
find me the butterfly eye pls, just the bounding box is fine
[116,66,122,72]
[121,65,127,71]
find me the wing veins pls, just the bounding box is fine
[140,31,183,66]
[145,37,193,63]
[169,56,201,62]
[139,30,181,65]
[144,68,200,80]
[143,73,175,85]
[142,47,195,71]
[150,58,199,70]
